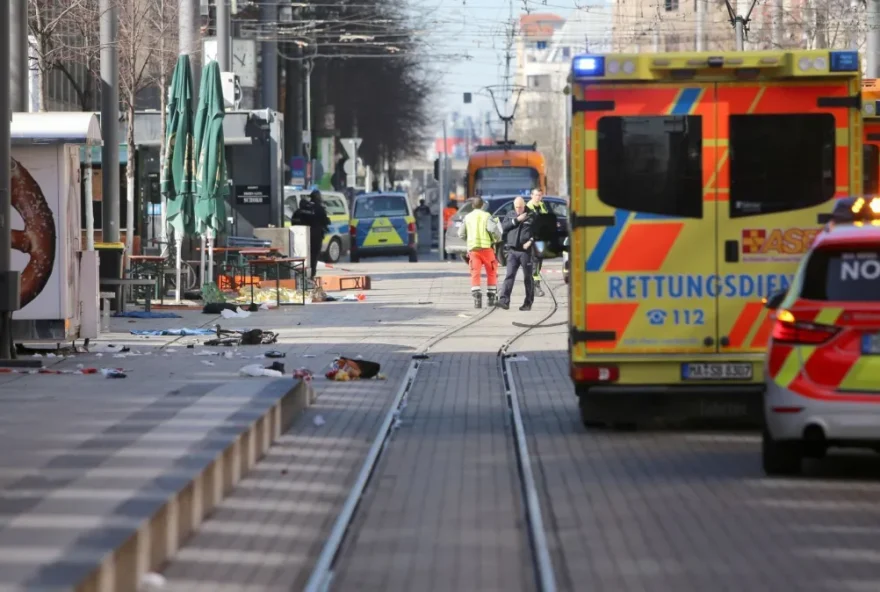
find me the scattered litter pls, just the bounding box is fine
[0,367,105,375]
[194,350,217,356]
[313,415,326,427]
[266,361,285,374]
[457,313,470,318]
[201,360,215,366]
[293,368,314,381]
[130,328,215,336]
[264,350,286,358]
[302,354,316,358]
[325,356,381,381]
[204,327,278,347]
[113,311,182,319]
[239,364,283,378]
[203,302,258,314]
[260,302,272,310]
[374,373,387,380]
[233,287,305,305]
[101,368,127,379]
[221,307,252,319]
[341,293,366,302]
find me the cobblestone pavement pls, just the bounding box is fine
[161,259,561,591]
[510,274,880,592]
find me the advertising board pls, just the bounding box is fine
[10,145,79,322]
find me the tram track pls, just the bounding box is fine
[302,274,562,592]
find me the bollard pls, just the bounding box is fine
[416,213,432,253]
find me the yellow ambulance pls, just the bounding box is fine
[568,50,863,427]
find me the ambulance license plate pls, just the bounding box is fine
[681,363,753,380]
[861,333,880,354]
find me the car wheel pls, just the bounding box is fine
[349,250,360,263]
[409,249,418,263]
[496,244,508,266]
[762,428,803,476]
[325,237,342,263]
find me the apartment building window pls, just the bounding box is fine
[665,0,679,11]
[536,40,547,50]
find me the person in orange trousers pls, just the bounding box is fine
[457,197,501,308]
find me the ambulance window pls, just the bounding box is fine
[864,145,880,196]
[729,114,836,218]
[596,115,703,218]
[801,248,880,301]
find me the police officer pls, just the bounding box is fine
[291,189,331,281]
[495,196,535,311]
[526,188,551,297]
[457,196,501,308]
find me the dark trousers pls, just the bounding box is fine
[310,233,324,278]
[499,249,534,306]
[532,244,543,280]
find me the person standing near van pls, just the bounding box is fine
[457,197,500,308]
[496,197,535,311]
[526,188,550,297]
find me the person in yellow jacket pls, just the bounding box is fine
[526,188,549,297]
[457,197,501,308]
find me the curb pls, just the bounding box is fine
[74,379,316,592]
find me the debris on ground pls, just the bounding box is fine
[313,415,326,427]
[239,363,284,378]
[220,307,252,319]
[130,328,215,336]
[325,356,381,381]
[341,293,366,302]
[233,287,305,305]
[204,326,278,346]
[113,311,182,319]
[203,302,258,314]
[264,350,285,358]
[100,368,127,378]
[293,368,314,381]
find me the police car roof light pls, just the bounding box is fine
[572,55,605,78]
[830,50,859,72]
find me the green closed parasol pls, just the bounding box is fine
[160,55,196,301]
[192,60,229,285]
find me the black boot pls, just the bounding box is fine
[487,291,497,307]
[534,281,545,297]
[473,292,482,309]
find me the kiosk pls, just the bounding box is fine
[10,113,102,342]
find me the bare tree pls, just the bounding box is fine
[148,0,179,247]
[118,0,158,259]
[27,0,86,110]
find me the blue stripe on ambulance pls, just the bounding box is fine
[585,209,685,272]
[670,87,701,115]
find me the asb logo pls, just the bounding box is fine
[741,228,819,260]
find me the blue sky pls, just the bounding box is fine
[417,0,577,120]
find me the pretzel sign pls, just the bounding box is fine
[10,158,56,308]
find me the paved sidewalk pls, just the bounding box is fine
[159,261,560,590]
[0,261,475,589]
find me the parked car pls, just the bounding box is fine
[444,195,569,265]
[349,192,418,263]
[762,196,880,476]
[283,187,352,263]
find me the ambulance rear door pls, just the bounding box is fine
[571,82,717,361]
[715,76,857,356]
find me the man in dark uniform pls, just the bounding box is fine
[495,196,535,311]
[291,189,331,281]
[526,188,554,297]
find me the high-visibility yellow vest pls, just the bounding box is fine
[527,200,548,214]
[463,209,494,250]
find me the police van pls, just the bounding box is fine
[567,50,863,427]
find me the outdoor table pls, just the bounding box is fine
[129,255,167,304]
[248,257,307,307]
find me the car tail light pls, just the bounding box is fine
[571,364,619,383]
[407,221,416,233]
[771,309,840,345]
[349,224,357,237]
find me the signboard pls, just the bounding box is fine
[290,157,306,187]
[10,144,78,321]
[236,185,271,205]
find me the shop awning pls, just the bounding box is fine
[11,112,103,146]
